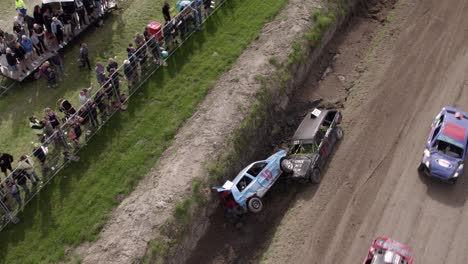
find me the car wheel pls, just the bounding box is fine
[280,158,294,174]
[335,127,344,140]
[247,197,263,213]
[308,168,321,184]
[417,162,424,172]
[450,178,458,185]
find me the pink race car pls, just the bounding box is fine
[363,237,414,264]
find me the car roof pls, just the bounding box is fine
[439,107,468,146]
[372,237,412,260]
[292,109,334,141]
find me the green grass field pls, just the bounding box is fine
[0,0,288,262]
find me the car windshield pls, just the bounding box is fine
[374,239,412,258]
[290,143,317,154]
[433,139,463,158]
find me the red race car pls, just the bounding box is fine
[363,237,414,264]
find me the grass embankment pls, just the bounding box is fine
[0,0,176,164]
[0,0,289,263]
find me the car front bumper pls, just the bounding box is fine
[419,162,457,184]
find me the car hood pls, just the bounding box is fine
[288,154,317,177]
[429,152,460,178]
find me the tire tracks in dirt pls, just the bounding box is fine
[262,0,468,263]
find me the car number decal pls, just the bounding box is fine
[261,169,273,181]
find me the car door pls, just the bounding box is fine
[427,113,444,148]
[255,160,281,194]
[316,135,330,169]
[326,111,340,149]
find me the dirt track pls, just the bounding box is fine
[262,0,468,263]
[187,0,468,263]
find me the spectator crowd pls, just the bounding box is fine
[0,0,114,80]
[0,0,218,225]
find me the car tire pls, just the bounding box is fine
[417,163,424,172]
[308,168,321,184]
[248,197,263,213]
[450,178,458,185]
[335,127,344,140]
[280,158,294,174]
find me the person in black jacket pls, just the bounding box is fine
[32,143,48,175]
[5,48,18,78]
[162,2,171,22]
[0,153,14,177]
[33,5,44,26]
[13,41,29,74]
[12,169,30,198]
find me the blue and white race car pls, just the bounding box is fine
[213,150,293,213]
[419,106,468,184]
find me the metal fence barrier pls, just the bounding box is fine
[0,0,226,231]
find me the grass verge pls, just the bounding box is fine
[0,0,289,262]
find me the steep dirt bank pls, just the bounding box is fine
[73,0,329,263]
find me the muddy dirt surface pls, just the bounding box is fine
[263,0,468,263]
[73,0,325,263]
[186,3,385,263]
[187,0,468,263]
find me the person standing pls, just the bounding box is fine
[20,35,37,64]
[33,5,44,25]
[79,85,93,105]
[5,48,18,78]
[75,0,87,27]
[0,153,14,178]
[123,59,135,87]
[15,0,27,16]
[93,89,108,122]
[51,17,64,47]
[162,1,171,23]
[17,155,41,185]
[94,0,103,17]
[59,11,73,42]
[106,58,118,73]
[44,108,60,129]
[32,143,48,176]
[12,169,31,199]
[14,41,29,74]
[5,179,21,207]
[50,50,65,76]
[192,0,203,31]
[79,43,91,70]
[30,30,44,56]
[33,23,47,51]
[95,62,105,85]
[203,0,211,18]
